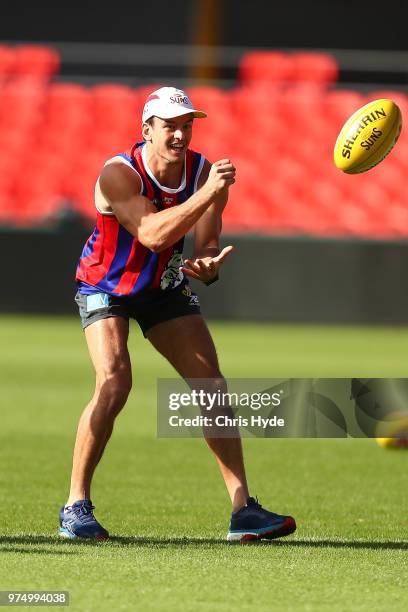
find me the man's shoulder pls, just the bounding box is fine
[99,161,142,203]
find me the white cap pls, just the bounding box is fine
[142,87,207,123]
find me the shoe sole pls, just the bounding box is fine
[59,527,109,541]
[227,516,296,542]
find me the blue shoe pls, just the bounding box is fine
[59,499,109,540]
[227,497,296,542]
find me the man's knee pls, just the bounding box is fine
[206,375,227,395]
[94,367,132,416]
[194,375,228,412]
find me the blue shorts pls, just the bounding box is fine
[75,283,201,336]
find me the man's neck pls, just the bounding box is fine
[144,144,184,189]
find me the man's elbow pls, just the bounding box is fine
[138,228,167,253]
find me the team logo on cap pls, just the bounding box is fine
[169,93,190,105]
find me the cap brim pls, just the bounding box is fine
[148,108,207,121]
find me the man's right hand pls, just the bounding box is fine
[204,159,236,198]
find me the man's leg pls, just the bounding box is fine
[146,314,249,512]
[147,313,296,541]
[66,317,132,505]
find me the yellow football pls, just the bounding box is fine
[333,98,402,174]
[375,411,408,449]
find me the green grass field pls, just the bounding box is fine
[1,315,408,611]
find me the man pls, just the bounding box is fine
[59,87,296,542]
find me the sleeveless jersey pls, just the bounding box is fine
[76,142,206,297]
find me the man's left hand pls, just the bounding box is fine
[179,245,234,284]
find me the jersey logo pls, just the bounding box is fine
[163,195,176,207]
[160,251,184,290]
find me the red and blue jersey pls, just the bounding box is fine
[76,142,206,297]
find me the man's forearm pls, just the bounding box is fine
[138,186,215,252]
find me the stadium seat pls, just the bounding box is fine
[291,52,339,84]
[14,155,67,225]
[257,179,306,233]
[239,51,338,86]
[387,204,408,237]
[192,120,234,159]
[341,182,397,238]
[0,78,47,126]
[222,157,273,231]
[46,83,92,127]
[371,164,405,198]
[238,51,295,85]
[369,90,408,115]
[304,179,347,236]
[278,85,331,138]
[14,45,60,79]
[188,86,232,114]
[0,45,16,76]
[0,191,19,226]
[230,86,286,152]
[324,90,366,126]
[2,170,16,194]
[17,194,67,226]
[62,150,108,218]
[92,84,138,133]
[268,157,308,189]
[0,128,32,160]
[91,131,134,157]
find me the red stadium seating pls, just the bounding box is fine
[14,45,60,79]
[324,90,366,123]
[369,90,408,115]
[0,78,47,127]
[239,51,339,86]
[188,86,233,115]
[92,84,138,135]
[1,44,407,238]
[46,83,92,127]
[291,52,339,84]
[239,51,296,85]
[0,45,16,76]
[13,152,67,223]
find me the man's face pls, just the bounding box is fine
[143,113,194,163]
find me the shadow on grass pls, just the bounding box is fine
[112,536,408,551]
[1,535,408,551]
[0,545,76,555]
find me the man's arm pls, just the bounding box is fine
[181,159,234,284]
[99,159,235,253]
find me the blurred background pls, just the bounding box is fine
[1,0,407,322]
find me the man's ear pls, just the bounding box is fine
[142,122,152,142]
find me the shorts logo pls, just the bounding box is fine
[86,293,109,313]
[189,295,200,307]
